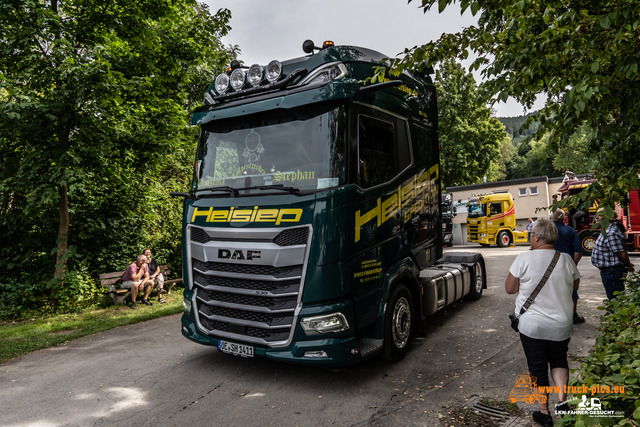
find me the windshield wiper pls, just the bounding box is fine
[236,184,302,196]
[169,192,197,200]
[194,186,239,197]
[170,186,239,200]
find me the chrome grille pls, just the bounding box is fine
[189,224,311,348]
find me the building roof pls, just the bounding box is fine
[446,176,549,193]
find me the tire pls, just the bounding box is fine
[380,284,413,361]
[497,230,512,247]
[579,231,598,256]
[466,260,485,300]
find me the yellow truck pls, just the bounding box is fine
[466,193,528,247]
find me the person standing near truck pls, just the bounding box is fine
[527,218,534,242]
[591,210,635,299]
[551,209,585,324]
[505,218,580,427]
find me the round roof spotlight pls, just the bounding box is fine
[266,60,282,83]
[215,73,229,94]
[230,68,246,91]
[247,64,264,87]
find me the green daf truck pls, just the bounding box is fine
[173,40,486,366]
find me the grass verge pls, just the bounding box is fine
[0,288,184,364]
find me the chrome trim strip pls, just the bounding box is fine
[196,296,295,314]
[193,268,301,282]
[294,61,347,87]
[195,282,299,298]
[198,312,292,330]
[201,328,269,346]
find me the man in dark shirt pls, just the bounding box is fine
[551,209,585,323]
[143,248,166,304]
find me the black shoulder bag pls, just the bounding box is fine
[509,251,560,332]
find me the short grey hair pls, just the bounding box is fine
[136,254,146,262]
[551,209,565,221]
[532,217,558,244]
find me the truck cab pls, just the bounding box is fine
[466,193,527,247]
[176,40,486,366]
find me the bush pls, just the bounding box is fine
[0,267,113,321]
[558,272,640,426]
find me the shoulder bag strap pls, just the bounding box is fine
[519,251,560,316]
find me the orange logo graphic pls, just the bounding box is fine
[509,372,548,404]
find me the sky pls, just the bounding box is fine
[202,0,544,117]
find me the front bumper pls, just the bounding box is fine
[181,315,372,366]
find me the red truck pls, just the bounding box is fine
[557,172,640,255]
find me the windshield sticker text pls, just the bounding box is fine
[274,170,315,182]
[234,163,265,176]
[199,177,225,187]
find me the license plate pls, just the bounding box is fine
[218,340,254,358]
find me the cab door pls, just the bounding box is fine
[487,201,503,239]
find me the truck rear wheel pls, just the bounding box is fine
[381,284,412,361]
[497,231,512,247]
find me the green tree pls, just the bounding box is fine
[552,125,599,175]
[485,135,515,182]
[505,136,562,180]
[0,0,233,303]
[380,0,640,215]
[436,59,506,187]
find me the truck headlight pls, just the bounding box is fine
[183,298,192,315]
[300,312,349,335]
[480,233,487,238]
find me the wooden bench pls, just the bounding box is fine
[99,265,183,305]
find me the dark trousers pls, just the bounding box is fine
[599,266,626,299]
[519,333,570,387]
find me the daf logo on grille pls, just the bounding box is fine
[218,249,261,261]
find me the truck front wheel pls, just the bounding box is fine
[497,231,512,247]
[381,284,413,361]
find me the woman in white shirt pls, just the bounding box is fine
[505,218,580,427]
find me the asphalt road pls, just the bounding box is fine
[1,245,627,427]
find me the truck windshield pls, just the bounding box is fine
[467,203,486,218]
[195,104,347,195]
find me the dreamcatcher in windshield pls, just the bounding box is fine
[243,130,264,163]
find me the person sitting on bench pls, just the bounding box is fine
[143,248,166,304]
[121,255,152,309]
